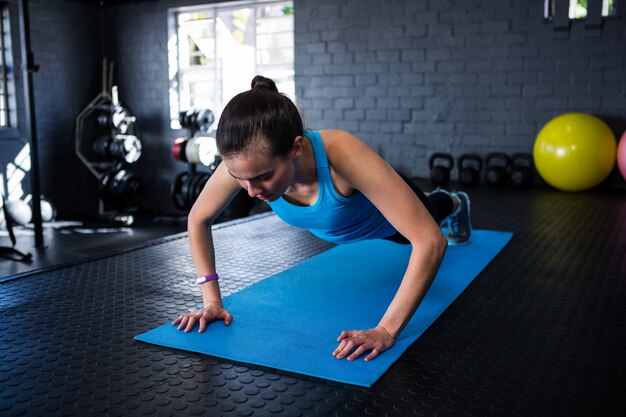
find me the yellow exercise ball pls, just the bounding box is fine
[534,113,616,191]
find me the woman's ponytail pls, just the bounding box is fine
[250,75,278,92]
[216,75,303,159]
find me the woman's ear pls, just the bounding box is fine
[290,136,305,159]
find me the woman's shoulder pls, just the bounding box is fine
[318,129,353,142]
[318,129,372,162]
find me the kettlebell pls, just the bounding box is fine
[509,153,534,188]
[485,152,510,187]
[457,154,483,186]
[429,153,454,185]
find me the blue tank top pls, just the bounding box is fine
[267,130,397,244]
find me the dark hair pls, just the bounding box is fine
[216,75,304,159]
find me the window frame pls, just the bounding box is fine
[167,0,295,130]
[544,0,620,21]
[0,1,17,131]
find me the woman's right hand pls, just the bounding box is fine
[172,305,233,333]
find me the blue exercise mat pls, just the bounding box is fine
[136,230,513,387]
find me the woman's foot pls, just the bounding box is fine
[447,191,472,245]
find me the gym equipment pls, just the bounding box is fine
[172,106,229,214]
[617,131,626,182]
[99,170,143,208]
[0,193,32,263]
[485,152,510,187]
[171,138,186,162]
[458,154,483,186]
[172,107,251,218]
[509,153,534,188]
[429,153,454,185]
[4,199,32,225]
[171,172,189,210]
[534,113,616,191]
[24,195,57,222]
[76,85,142,174]
[179,108,215,132]
[97,105,136,134]
[17,0,44,249]
[186,136,219,167]
[170,170,253,218]
[39,197,57,222]
[171,136,220,168]
[93,134,142,164]
[171,171,210,211]
[172,106,222,213]
[75,62,144,214]
[136,229,513,387]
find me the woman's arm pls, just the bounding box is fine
[322,129,448,361]
[173,163,242,332]
[188,163,241,305]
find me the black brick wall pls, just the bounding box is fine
[294,0,626,180]
[1,0,101,218]
[29,0,102,217]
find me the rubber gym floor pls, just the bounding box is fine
[0,182,624,417]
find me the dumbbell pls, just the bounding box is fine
[509,153,534,188]
[485,152,510,187]
[429,153,454,185]
[457,154,482,186]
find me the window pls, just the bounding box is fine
[168,1,295,129]
[0,2,15,128]
[545,0,618,20]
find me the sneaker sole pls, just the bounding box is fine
[447,238,472,246]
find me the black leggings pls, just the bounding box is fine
[383,175,454,244]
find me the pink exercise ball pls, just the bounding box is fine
[618,131,626,182]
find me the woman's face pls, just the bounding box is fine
[224,149,294,203]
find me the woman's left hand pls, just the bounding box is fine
[332,326,395,362]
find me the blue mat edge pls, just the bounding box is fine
[135,331,363,385]
[135,230,514,387]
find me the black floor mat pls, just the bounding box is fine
[1,186,625,417]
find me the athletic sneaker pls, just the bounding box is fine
[447,191,472,245]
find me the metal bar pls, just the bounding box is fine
[18,0,43,248]
[0,6,9,127]
[74,92,111,179]
[586,0,604,28]
[554,0,571,29]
